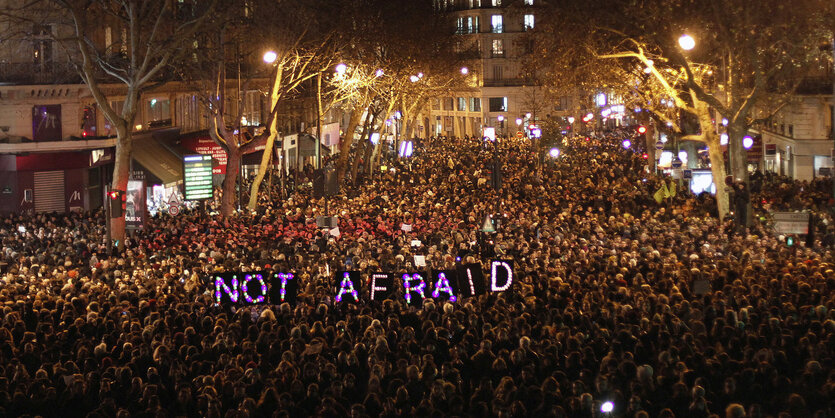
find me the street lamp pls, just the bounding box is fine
[679,34,695,51]
[375,69,384,77]
[410,75,420,83]
[743,136,754,149]
[567,116,575,124]
[263,51,277,64]
[515,118,522,126]
[549,148,560,158]
[460,67,469,75]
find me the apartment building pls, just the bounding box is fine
[430,0,574,138]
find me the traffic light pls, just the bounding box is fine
[108,190,123,218]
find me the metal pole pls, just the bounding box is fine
[105,184,112,254]
[316,71,323,170]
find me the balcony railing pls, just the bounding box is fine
[490,51,506,58]
[491,25,504,33]
[0,62,80,85]
[483,78,525,87]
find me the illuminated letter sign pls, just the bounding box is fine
[431,270,458,302]
[402,273,428,306]
[269,273,298,305]
[335,271,361,303]
[456,263,486,298]
[490,260,514,292]
[370,273,393,301]
[241,273,268,304]
[214,274,239,305]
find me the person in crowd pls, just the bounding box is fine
[0,129,832,417]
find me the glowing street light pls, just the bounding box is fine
[679,34,695,51]
[622,139,631,149]
[409,75,420,82]
[417,72,424,79]
[263,51,277,64]
[549,148,560,158]
[335,63,348,75]
[601,401,614,414]
[567,116,575,124]
[743,135,754,149]
[525,112,532,119]
[515,118,523,126]
[720,133,729,145]
[375,69,384,77]
[497,115,504,122]
[460,67,469,75]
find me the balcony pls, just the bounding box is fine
[795,76,834,95]
[0,62,80,85]
[490,50,506,58]
[483,78,525,87]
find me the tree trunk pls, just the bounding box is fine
[221,145,240,216]
[371,101,396,170]
[689,96,730,220]
[727,123,750,184]
[110,130,132,248]
[351,111,375,184]
[246,131,279,211]
[336,109,362,184]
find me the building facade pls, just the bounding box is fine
[430,0,575,138]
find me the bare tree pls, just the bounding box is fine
[3,0,216,245]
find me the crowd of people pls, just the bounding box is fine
[0,129,833,417]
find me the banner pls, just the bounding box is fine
[209,261,513,307]
[125,180,146,230]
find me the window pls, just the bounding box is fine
[524,0,533,4]
[489,97,507,112]
[242,91,262,126]
[491,15,503,33]
[558,96,571,110]
[443,97,454,111]
[788,125,794,137]
[146,98,171,127]
[492,0,501,6]
[432,99,440,111]
[470,98,482,112]
[491,39,504,57]
[524,14,535,30]
[457,97,467,111]
[493,65,503,80]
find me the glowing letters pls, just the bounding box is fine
[402,273,427,305]
[274,273,293,303]
[241,274,268,303]
[432,272,457,302]
[335,272,359,303]
[490,261,514,292]
[370,273,391,301]
[215,275,239,304]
